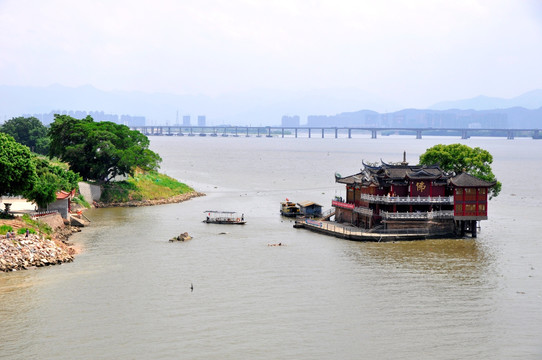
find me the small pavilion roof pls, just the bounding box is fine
[56,189,76,200]
[449,172,496,187]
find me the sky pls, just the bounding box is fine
[1,0,542,109]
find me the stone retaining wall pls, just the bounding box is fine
[78,182,102,203]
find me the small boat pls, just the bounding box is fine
[280,199,300,217]
[203,211,246,224]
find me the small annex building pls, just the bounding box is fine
[297,201,323,217]
[47,189,76,219]
[332,159,495,238]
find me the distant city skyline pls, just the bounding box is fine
[1,1,542,111]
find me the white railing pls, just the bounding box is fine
[354,207,373,216]
[31,210,59,218]
[380,210,454,220]
[359,194,453,205]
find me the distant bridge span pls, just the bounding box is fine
[130,125,542,140]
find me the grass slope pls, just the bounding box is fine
[100,171,194,203]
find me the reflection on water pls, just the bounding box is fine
[348,238,493,275]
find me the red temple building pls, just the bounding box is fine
[332,157,495,238]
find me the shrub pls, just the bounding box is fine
[17,227,37,235]
[21,214,52,235]
[0,224,13,234]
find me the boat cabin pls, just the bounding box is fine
[203,211,246,224]
[280,200,300,217]
[297,201,323,217]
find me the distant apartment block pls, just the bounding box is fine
[24,110,146,127]
[183,115,191,126]
[120,115,145,127]
[281,115,300,127]
[197,115,206,126]
[306,109,509,129]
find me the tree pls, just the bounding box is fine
[419,143,501,198]
[0,133,37,197]
[0,116,50,155]
[23,158,82,209]
[48,115,162,182]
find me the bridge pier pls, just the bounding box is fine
[335,128,338,138]
[461,130,469,139]
[507,130,515,140]
[295,128,298,138]
[322,128,325,138]
[416,130,422,139]
[348,129,352,139]
[308,128,311,138]
[267,127,272,137]
[371,130,377,139]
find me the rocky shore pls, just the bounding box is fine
[93,191,205,208]
[0,233,75,272]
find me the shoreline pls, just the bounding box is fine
[1,190,205,272]
[93,191,205,208]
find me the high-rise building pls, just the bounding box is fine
[281,115,300,127]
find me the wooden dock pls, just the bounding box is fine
[294,218,456,242]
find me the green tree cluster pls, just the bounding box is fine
[0,116,50,155]
[0,132,81,208]
[419,143,501,198]
[25,158,82,209]
[0,132,37,197]
[48,115,162,182]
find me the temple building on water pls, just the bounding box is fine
[330,154,495,239]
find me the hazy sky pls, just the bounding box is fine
[1,0,541,108]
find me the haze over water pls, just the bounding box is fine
[1,136,541,359]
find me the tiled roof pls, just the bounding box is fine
[56,189,76,200]
[337,162,450,185]
[449,172,496,187]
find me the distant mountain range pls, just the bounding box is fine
[429,89,542,110]
[1,84,541,127]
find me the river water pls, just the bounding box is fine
[1,136,541,359]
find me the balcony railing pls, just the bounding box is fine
[380,210,454,220]
[359,194,453,205]
[354,207,373,216]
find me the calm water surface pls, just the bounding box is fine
[1,136,541,359]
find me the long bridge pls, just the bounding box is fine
[130,125,542,140]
